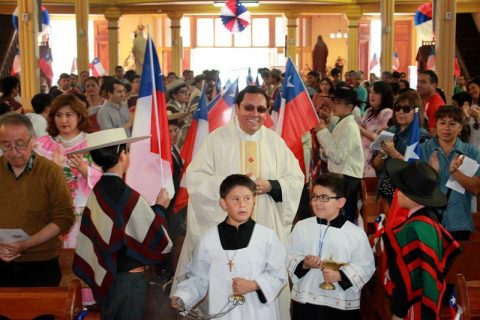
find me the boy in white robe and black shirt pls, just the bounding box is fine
[287,173,374,320]
[171,174,287,319]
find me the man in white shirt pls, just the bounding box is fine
[26,93,52,138]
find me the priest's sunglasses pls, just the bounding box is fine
[241,104,268,114]
[0,135,33,152]
[310,194,341,202]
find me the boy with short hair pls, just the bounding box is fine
[315,87,364,222]
[72,128,172,320]
[171,174,287,319]
[287,173,374,320]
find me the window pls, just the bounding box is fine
[197,18,214,46]
[215,18,232,46]
[252,18,269,47]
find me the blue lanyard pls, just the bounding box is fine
[318,224,330,257]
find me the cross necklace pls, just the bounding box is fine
[225,250,238,272]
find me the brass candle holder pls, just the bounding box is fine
[319,257,348,290]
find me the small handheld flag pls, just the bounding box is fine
[90,58,106,77]
[404,108,421,163]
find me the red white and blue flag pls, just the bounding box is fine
[126,36,175,204]
[275,58,319,174]
[404,108,422,162]
[90,57,106,77]
[173,86,209,213]
[393,51,400,71]
[220,0,250,33]
[39,47,53,82]
[13,5,50,34]
[208,79,238,132]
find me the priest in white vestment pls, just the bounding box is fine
[173,86,304,320]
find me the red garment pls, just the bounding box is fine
[423,93,445,130]
[0,96,22,113]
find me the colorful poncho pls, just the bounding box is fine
[73,178,172,306]
[384,207,460,320]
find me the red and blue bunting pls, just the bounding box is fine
[220,0,250,33]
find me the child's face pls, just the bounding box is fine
[219,186,255,227]
[332,99,352,117]
[310,185,345,222]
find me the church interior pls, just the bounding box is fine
[0,0,479,319]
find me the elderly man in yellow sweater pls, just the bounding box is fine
[0,112,74,287]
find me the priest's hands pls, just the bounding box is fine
[232,277,259,295]
[246,175,271,195]
[156,188,170,208]
[255,179,271,195]
[303,255,322,269]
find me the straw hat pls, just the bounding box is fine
[166,79,187,94]
[68,128,149,155]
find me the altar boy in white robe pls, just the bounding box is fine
[171,174,287,319]
[287,173,374,320]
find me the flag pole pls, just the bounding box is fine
[147,24,165,186]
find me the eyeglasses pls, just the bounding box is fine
[0,135,33,153]
[393,104,414,113]
[310,194,341,202]
[241,104,268,114]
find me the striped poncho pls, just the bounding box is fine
[73,178,172,306]
[384,207,460,320]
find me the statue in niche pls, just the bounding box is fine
[312,35,329,78]
[132,24,147,75]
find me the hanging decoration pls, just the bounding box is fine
[414,2,433,39]
[220,0,250,33]
[12,5,51,35]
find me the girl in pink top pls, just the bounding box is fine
[359,81,394,177]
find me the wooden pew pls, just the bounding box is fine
[471,213,480,241]
[456,274,480,320]
[441,240,480,319]
[360,177,381,233]
[0,279,82,319]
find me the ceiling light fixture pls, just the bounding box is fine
[213,0,259,8]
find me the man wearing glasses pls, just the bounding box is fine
[0,113,74,287]
[174,86,304,320]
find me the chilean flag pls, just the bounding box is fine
[90,57,106,77]
[208,79,238,132]
[173,86,209,213]
[126,36,175,204]
[276,58,319,174]
[404,108,422,162]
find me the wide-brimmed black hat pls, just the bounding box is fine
[386,159,447,208]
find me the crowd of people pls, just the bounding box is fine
[0,61,479,320]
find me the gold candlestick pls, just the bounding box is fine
[319,256,348,290]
